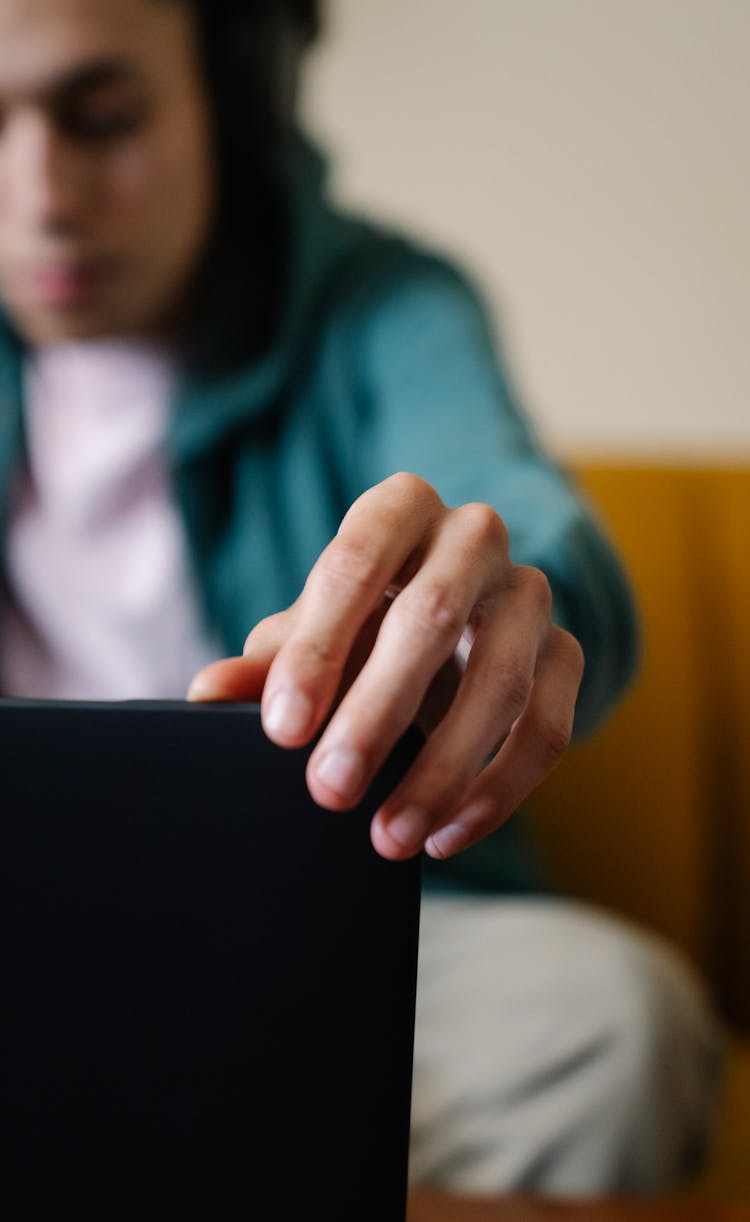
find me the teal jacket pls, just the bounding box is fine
[0,136,639,895]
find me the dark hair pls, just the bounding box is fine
[184,1,321,179]
[169,2,322,367]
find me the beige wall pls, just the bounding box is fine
[301,1,750,458]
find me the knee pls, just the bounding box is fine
[584,919,725,1190]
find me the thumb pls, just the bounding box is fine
[186,609,293,703]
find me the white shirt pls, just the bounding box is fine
[1,340,219,700]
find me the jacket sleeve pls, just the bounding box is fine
[348,255,639,738]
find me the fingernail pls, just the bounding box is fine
[263,688,314,740]
[425,823,468,859]
[315,747,366,800]
[385,807,434,853]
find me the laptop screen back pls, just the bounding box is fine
[0,700,422,1222]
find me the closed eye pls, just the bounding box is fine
[56,99,148,144]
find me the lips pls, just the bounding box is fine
[23,259,110,308]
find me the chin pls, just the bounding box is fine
[3,301,148,346]
[26,319,116,344]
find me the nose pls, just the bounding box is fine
[2,109,87,237]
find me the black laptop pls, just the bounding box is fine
[0,699,422,1221]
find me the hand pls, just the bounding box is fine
[187,473,584,862]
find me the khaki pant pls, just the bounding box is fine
[409,897,724,1196]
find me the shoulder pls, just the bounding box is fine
[279,132,498,371]
[316,216,498,384]
[333,220,490,332]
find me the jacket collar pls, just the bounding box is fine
[167,131,361,464]
[0,312,24,540]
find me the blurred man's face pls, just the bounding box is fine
[0,0,215,343]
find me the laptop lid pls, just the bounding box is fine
[0,699,422,1222]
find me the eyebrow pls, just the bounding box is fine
[50,56,143,100]
[0,55,143,106]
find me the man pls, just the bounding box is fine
[0,0,722,1195]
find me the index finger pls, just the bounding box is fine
[260,473,443,747]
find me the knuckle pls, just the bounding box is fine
[534,717,573,769]
[554,627,586,677]
[514,565,552,615]
[383,470,438,506]
[396,581,466,642]
[242,610,286,655]
[490,659,533,720]
[284,634,340,676]
[316,536,382,594]
[455,502,509,552]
